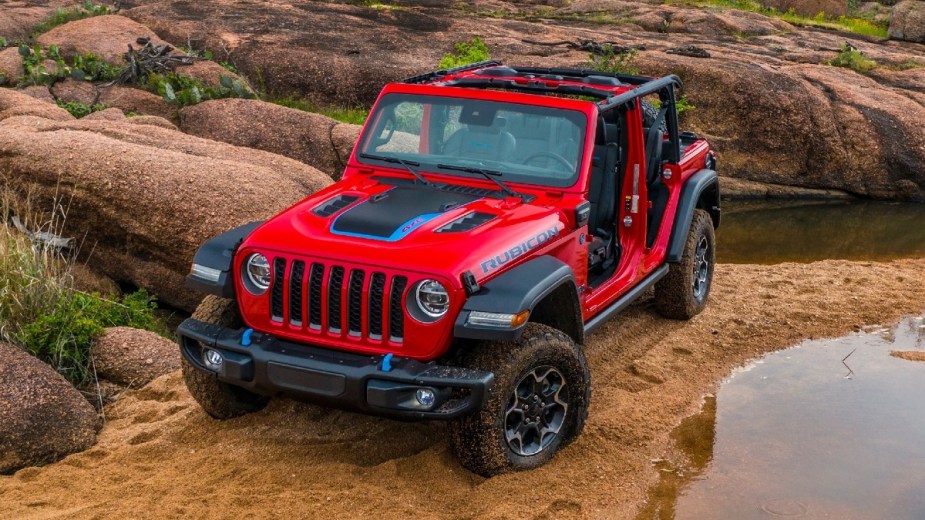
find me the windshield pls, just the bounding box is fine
[357,93,588,188]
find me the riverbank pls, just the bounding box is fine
[1,258,923,519]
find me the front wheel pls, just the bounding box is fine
[182,296,269,419]
[449,323,590,477]
[655,208,715,319]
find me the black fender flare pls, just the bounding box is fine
[454,256,582,343]
[666,169,720,263]
[186,221,263,297]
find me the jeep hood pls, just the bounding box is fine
[241,180,564,282]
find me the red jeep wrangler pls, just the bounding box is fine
[178,61,720,476]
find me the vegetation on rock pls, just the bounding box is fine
[31,2,113,38]
[55,99,107,118]
[0,189,163,387]
[828,43,877,73]
[439,36,491,69]
[585,45,640,75]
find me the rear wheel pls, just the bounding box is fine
[449,323,590,477]
[182,295,269,419]
[655,209,715,319]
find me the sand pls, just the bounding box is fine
[1,259,923,519]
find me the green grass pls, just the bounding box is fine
[828,42,877,73]
[668,0,888,38]
[439,36,491,70]
[0,188,163,387]
[56,100,107,118]
[31,2,113,37]
[270,96,369,125]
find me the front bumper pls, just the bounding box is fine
[177,318,493,420]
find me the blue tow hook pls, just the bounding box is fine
[241,328,254,346]
[381,353,394,372]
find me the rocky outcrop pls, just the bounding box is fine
[179,99,360,179]
[92,327,180,386]
[0,0,73,41]
[0,90,332,311]
[0,87,72,121]
[0,342,99,474]
[119,0,925,200]
[35,15,242,87]
[889,0,925,43]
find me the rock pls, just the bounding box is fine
[92,327,180,386]
[0,342,99,474]
[83,107,127,121]
[889,0,925,43]
[720,177,854,199]
[179,99,361,179]
[50,78,99,106]
[640,54,925,201]
[0,88,72,122]
[0,94,332,310]
[70,264,122,296]
[0,47,24,87]
[666,45,711,58]
[97,85,177,122]
[126,114,178,130]
[16,85,56,104]
[0,0,73,41]
[36,15,243,87]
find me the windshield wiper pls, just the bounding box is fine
[436,163,520,199]
[359,152,433,187]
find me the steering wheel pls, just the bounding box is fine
[523,152,573,171]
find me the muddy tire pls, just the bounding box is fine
[655,209,715,320]
[182,296,269,419]
[449,323,590,477]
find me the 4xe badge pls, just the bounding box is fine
[480,227,559,274]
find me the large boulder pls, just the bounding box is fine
[889,0,925,43]
[179,99,361,179]
[639,54,925,201]
[0,87,73,121]
[0,47,24,87]
[0,90,332,311]
[35,15,242,87]
[91,327,180,386]
[0,342,100,474]
[0,0,73,41]
[98,84,177,121]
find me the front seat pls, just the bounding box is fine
[444,116,516,162]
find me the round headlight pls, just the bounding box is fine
[244,253,271,294]
[415,279,449,319]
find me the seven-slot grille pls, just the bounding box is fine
[268,257,408,343]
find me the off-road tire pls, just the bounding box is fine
[655,209,715,319]
[449,323,590,477]
[182,295,269,419]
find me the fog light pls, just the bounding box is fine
[203,349,223,371]
[415,388,436,407]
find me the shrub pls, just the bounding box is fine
[439,36,491,69]
[55,100,107,118]
[148,72,256,106]
[585,45,639,75]
[0,188,163,387]
[828,43,876,73]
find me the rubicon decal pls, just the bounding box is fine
[480,227,559,274]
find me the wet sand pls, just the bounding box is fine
[1,259,923,519]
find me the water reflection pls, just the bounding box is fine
[638,316,925,519]
[717,201,925,264]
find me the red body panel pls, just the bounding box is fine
[233,69,711,361]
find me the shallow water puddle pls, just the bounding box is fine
[638,315,925,519]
